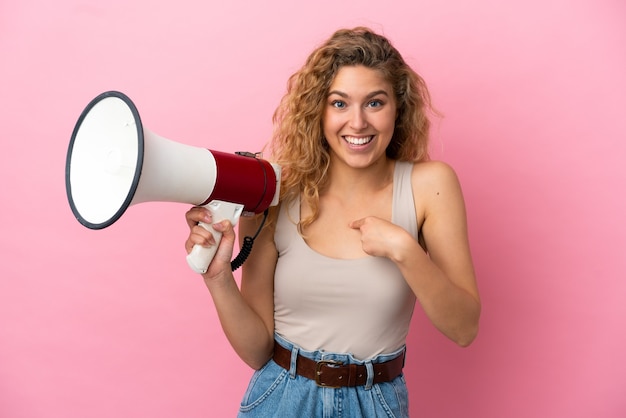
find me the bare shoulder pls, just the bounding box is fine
[411,160,460,186]
[410,160,464,204]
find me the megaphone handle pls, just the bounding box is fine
[186,201,244,274]
[186,221,221,274]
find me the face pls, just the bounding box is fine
[322,65,397,170]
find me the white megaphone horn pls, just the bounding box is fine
[65,91,281,274]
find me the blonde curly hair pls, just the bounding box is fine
[269,27,434,229]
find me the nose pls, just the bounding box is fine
[349,108,368,130]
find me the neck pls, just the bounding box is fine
[325,157,395,196]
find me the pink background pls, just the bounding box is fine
[1,0,625,417]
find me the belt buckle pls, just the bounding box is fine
[315,359,343,388]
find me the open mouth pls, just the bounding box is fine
[344,135,374,146]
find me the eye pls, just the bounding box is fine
[331,100,346,109]
[367,99,383,108]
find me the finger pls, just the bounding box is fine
[185,206,212,229]
[212,221,237,264]
[349,218,365,229]
[211,220,234,237]
[184,239,195,254]
[185,224,217,252]
[194,224,217,244]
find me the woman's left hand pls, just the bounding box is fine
[349,216,415,260]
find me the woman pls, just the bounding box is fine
[185,27,480,417]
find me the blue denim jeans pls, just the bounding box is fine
[237,334,409,417]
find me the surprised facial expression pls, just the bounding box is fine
[322,65,397,169]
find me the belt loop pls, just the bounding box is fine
[364,361,374,390]
[289,345,299,379]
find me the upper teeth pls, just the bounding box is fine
[345,136,373,145]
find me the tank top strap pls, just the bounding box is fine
[392,161,418,239]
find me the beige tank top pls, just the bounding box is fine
[273,161,418,360]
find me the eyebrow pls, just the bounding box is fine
[327,89,390,99]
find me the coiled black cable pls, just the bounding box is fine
[230,209,269,271]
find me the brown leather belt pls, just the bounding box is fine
[272,342,405,388]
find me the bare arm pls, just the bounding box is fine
[350,161,480,346]
[400,161,480,345]
[185,208,276,369]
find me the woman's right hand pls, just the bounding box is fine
[184,206,236,280]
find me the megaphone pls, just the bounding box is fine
[65,91,281,274]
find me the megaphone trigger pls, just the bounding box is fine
[186,200,244,274]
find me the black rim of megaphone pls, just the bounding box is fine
[65,91,144,230]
